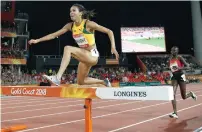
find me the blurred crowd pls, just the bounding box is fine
[1,1,12,12]
[2,13,29,36]
[1,13,28,59]
[1,65,201,86]
[1,21,16,33]
[1,42,25,59]
[140,55,201,73]
[183,55,201,69]
[121,27,164,40]
[1,65,35,86]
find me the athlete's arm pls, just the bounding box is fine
[179,56,190,67]
[87,21,116,49]
[29,22,72,44]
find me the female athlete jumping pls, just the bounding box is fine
[168,46,197,119]
[28,4,119,87]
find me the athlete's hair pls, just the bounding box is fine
[171,46,179,52]
[172,46,178,50]
[72,4,96,20]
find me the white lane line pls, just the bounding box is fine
[1,98,82,106]
[2,94,201,123]
[108,103,202,132]
[1,97,46,102]
[18,96,202,132]
[2,99,127,114]
[1,100,142,122]
[1,99,83,109]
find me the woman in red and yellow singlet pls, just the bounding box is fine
[28,4,119,87]
[168,46,197,119]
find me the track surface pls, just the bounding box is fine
[1,83,202,132]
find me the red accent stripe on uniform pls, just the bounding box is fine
[73,34,82,37]
[79,44,89,48]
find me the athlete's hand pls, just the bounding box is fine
[185,66,191,70]
[28,39,40,45]
[111,48,119,60]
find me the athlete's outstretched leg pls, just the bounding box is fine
[169,80,178,118]
[178,81,197,100]
[77,62,111,87]
[42,46,98,86]
[178,73,197,100]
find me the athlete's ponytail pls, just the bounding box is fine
[82,10,96,20]
[72,3,96,20]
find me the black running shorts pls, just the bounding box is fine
[171,71,186,82]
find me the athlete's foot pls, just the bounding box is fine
[190,91,197,101]
[169,112,178,119]
[42,75,61,86]
[104,78,111,87]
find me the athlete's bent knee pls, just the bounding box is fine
[64,46,72,51]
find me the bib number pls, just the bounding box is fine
[170,62,179,72]
[73,34,89,47]
[91,48,99,57]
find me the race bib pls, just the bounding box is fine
[170,62,179,72]
[73,34,89,48]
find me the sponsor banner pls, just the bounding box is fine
[1,58,27,65]
[120,82,161,87]
[106,59,119,65]
[1,85,173,101]
[1,85,98,99]
[1,31,17,37]
[96,86,173,101]
[1,86,62,97]
[186,74,202,82]
[60,87,97,98]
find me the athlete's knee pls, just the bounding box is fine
[64,46,72,52]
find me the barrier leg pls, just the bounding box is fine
[84,98,92,132]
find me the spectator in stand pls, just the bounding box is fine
[0,64,198,86]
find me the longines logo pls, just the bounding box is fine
[114,91,147,97]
